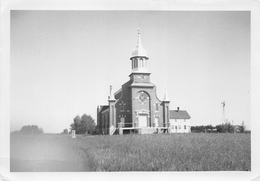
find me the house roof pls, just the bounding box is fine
[170,110,191,119]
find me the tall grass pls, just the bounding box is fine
[76,133,250,171]
[11,133,251,171]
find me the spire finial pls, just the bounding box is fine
[137,28,141,35]
[137,28,143,48]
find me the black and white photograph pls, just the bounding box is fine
[1,1,260,181]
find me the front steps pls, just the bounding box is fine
[139,127,155,134]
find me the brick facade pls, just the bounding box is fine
[97,31,190,135]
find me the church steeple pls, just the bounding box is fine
[130,29,149,73]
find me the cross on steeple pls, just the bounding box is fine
[137,28,141,34]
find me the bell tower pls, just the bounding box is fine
[130,29,149,73]
[129,29,151,83]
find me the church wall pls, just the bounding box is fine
[129,73,151,83]
[131,88,151,127]
[156,103,164,127]
[95,31,188,134]
[99,109,109,134]
[131,86,164,127]
[115,81,133,128]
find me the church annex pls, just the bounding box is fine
[97,31,191,135]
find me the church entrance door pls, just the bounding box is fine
[138,114,148,127]
[154,117,159,127]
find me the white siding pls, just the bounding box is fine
[170,119,191,133]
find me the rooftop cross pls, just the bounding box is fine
[137,28,141,34]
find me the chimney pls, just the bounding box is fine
[177,107,179,112]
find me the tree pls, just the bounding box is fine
[81,114,96,134]
[216,124,224,133]
[225,123,234,133]
[215,123,234,133]
[74,116,81,127]
[191,125,214,133]
[240,121,246,133]
[70,114,96,134]
[62,129,68,134]
[19,125,44,135]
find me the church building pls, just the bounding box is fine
[97,31,191,135]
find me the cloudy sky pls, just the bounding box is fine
[10,11,250,133]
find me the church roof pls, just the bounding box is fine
[170,110,191,119]
[131,29,148,58]
[99,105,109,113]
[114,88,122,99]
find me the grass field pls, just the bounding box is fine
[10,133,251,172]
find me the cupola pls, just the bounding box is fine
[130,29,149,73]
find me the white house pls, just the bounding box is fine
[169,108,191,133]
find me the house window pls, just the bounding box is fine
[175,119,177,122]
[184,119,186,122]
[184,125,186,129]
[175,126,177,129]
[178,125,181,129]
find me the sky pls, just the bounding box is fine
[10,11,250,133]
